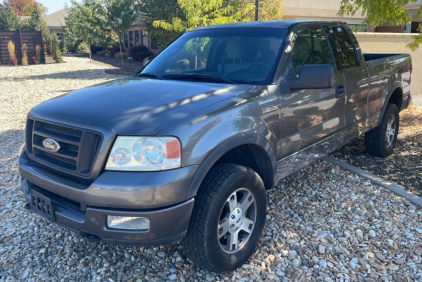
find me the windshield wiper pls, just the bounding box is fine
[169,73,236,84]
[136,72,165,80]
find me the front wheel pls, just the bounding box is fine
[365,103,399,157]
[182,163,266,273]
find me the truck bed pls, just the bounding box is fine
[364,54,410,66]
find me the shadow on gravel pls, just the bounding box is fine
[332,132,422,196]
[2,69,112,81]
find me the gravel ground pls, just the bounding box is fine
[1,57,422,281]
[332,105,422,196]
[88,55,144,77]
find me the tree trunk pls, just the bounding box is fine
[118,33,124,70]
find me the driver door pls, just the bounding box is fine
[278,27,346,159]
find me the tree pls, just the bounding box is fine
[64,0,105,60]
[3,0,46,16]
[51,33,63,63]
[103,0,140,69]
[258,0,283,21]
[338,0,422,50]
[0,4,21,30]
[24,5,50,42]
[140,0,185,49]
[153,0,255,33]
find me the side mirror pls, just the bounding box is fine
[288,64,334,90]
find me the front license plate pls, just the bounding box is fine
[31,190,55,222]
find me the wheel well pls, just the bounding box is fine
[388,88,403,111]
[215,144,274,190]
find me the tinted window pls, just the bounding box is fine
[143,28,287,85]
[291,28,333,77]
[323,27,342,70]
[328,27,358,69]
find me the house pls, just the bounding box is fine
[42,9,156,52]
[121,15,158,53]
[43,9,68,39]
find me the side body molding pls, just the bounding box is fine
[186,134,277,199]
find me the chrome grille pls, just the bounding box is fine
[25,119,103,177]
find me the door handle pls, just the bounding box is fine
[336,85,345,98]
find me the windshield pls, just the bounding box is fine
[141,27,288,85]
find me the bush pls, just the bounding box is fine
[77,42,90,54]
[10,57,18,66]
[96,51,105,56]
[22,43,28,66]
[129,45,149,58]
[60,39,68,53]
[90,46,103,55]
[51,34,63,63]
[47,46,53,55]
[109,46,121,58]
[31,56,37,65]
[35,45,41,64]
[114,52,128,60]
[134,51,153,63]
[7,41,15,59]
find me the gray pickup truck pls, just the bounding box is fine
[19,21,412,272]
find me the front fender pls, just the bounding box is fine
[157,87,279,198]
[186,133,277,199]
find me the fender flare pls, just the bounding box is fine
[186,134,277,199]
[378,82,403,126]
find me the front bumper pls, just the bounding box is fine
[19,151,196,245]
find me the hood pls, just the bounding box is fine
[30,78,252,135]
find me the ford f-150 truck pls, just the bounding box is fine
[19,21,412,272]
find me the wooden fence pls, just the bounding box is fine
[0,31,45,65]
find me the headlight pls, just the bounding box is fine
[105,136,181,171]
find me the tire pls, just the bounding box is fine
[183,163,266,273]
[365,103,399,158]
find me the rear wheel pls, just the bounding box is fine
[183,163,266,273]
[365,103,399,157]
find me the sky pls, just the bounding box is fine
[38,0,77,14]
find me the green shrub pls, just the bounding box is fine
[35,45,41,64]
[22,43,28,66]
[114,52,128,60]
[77,42,90,54]
[134,51,153,63]
[51,34,63,63]
[96,50,105,56]
[60,39,68,53]
[129,45,149,58]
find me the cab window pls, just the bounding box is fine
[290,28,333,77]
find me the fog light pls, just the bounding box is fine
[107,216,150,230]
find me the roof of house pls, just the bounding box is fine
[43,9,68,28]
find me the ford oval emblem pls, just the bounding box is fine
[43,138,60,152]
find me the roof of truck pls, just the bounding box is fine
[193,20,347,31]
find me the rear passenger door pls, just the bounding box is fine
[279,27,346,159]
[323,26,369,126]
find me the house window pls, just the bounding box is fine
[129,31,134,47]
[124,32,128,48]
[135,30,140,46]
[142,30,149,47]
[56,33,63,40]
